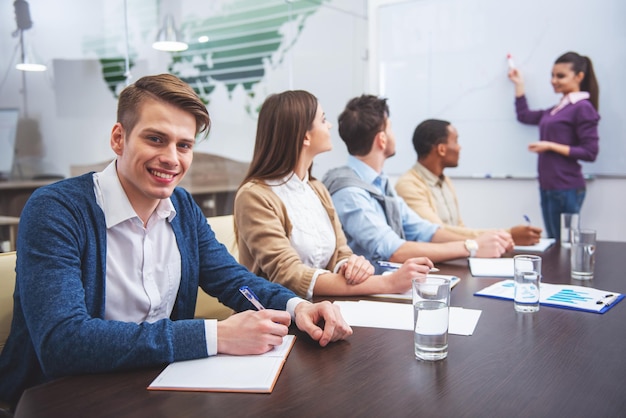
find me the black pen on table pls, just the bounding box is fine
[523,214,531,225]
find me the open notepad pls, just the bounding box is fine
[475,280,624,314]
[513,238,556,252]
[148,335,295,393]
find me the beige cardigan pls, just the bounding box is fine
[234,179,352,298]
[395,166,487,239]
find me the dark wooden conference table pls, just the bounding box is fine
[14,241,626,417]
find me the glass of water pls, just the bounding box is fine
[513,255,542,312]
[570,229,596,280]
[412,276,451,361]
[560,213,580,249]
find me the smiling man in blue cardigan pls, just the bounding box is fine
[0,74,352,409]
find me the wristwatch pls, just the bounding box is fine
[464,239,479,258]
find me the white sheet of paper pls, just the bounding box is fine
[333,300,481,336]
[514,238,556,252]
[468,258,514,277]
[449,307,482,336]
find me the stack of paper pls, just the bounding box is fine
[333,300,481,336]
[148,335,296,393]
[475,280,624,313]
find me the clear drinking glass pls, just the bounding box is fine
[570,229,596,280]
[513,255,542,312]
[412,276,451,361]
[560,213,580,249]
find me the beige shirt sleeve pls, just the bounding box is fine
[395,168,487,239]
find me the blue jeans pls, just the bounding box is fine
[539,188,586,240]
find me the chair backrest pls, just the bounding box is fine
[0,251,16,352]
[207,215,239,260]
[194,215,238,320]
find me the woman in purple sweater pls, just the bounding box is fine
[508,51,600,241]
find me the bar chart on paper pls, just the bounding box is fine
[546,288,594,305]
[475,280,624,313]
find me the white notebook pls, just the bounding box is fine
[148,335,295,393]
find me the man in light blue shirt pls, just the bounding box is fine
[323,95,512,266]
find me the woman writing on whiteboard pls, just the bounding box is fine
[234,90,432,299]
[508,51,600,241]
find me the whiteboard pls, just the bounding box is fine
[374,0,626,177]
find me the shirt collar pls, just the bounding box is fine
[94,160,177,229]
[551,91,590,115]
[413,162,444,187]
[347,155,383,186]
[265,171,309,190]
[568,91,590,104]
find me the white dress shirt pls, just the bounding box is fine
[93,161,217,355]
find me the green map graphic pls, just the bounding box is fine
[99,0,326,108]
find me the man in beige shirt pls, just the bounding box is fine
[395,119,542,245]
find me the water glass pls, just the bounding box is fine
[513,255,541,312]
[412,276,451,361]
[560,213,580,248]
[570,229,596,280]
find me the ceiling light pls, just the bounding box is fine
[152,15,188,52]
[16,33,46,72]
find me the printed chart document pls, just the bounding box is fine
[371,274,460,301]
[148,335,296,393]
[468,258,514,277]
[333,300,481,336]
[475,280,624,314]
[514,238,556,252]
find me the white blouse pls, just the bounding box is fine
[267,173,337,298]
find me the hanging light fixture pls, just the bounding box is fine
[16,32,46,72]
[152,14,188,52]
[13,0,46,72]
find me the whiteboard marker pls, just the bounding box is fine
[507,53,516,69]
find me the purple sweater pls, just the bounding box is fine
[514,95,600,190]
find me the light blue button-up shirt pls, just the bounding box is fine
[327,156,439,263]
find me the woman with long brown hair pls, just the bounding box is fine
[234,90,432,299]
[508,51,600,241]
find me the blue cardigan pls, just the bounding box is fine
[0,173,297,406]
